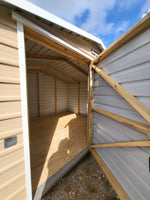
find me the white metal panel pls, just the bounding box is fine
[98,28,150,109]
[80,83,88,115]
[94,28,150,200]
[27,72,38,118]
[39,73,55,116]
[69,84,78,113]
[57,80,67,113]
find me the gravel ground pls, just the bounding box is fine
[42,153,119,200]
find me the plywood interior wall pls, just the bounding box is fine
[27,72,88,118]
[0,6,27,200]
[93,27,150,200]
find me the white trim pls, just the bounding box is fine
[13,12,93,61]
[17,21,32,200]
[2,0,105,50]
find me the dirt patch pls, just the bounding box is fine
[42,153,119,200]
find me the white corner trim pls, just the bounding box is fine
[17,21,32,200]
[13,12,93,61]
[2,0,105,49]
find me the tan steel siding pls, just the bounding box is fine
[0,6,27,200]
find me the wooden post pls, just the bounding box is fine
[37,71,40,117]
[77,82,80,114]
[55,79,57,113]
[67,84,69,112]
[88,62,94,147]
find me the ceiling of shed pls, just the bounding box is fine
[26,38,89,84]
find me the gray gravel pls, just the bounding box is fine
[42,153,119,200]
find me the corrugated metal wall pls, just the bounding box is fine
[0,6,27,200]
[27,72,38,118]
[57,80,67,113]
[80,83,88,115]
[93,28,150,199]
[39,73,55,116]
[68,84,78,113]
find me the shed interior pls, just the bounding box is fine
[25,27,95,194]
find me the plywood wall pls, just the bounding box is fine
[0,6,27,200]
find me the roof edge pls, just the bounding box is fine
[1,0,106,50]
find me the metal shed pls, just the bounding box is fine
[0,1,150,200]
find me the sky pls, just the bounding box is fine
[27,0,150,47]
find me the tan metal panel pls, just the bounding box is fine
[0,101,21,120]
[0,64,20,83]
[69,84,78,113]
[0,7,27,200]
[0,83,21,101]
[0,23,18,48]
[0,43,19,66]
[80,83,88,115]
[57,80,67,112]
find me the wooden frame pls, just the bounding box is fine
[17,21,32,200]
[91,149,131,200]
[88,62,94,147]
[92,106,150,137]
[77,83,80,114]
[37,71,40,117]
[27,65,77,83]
[55,79,57,113]
[92,65,150,123]
[26,55,88,77]
[67,84,69,112]
[91,140,150,148]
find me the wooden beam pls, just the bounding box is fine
[28,70,68,84]
[55,79,57,114]
[92,65,150,123]
[94,12,150,64]
[88,63,94,147]
[65,59,88,77]
[26,55,64,61]
[37,72,40,117]
[27,65,77,83]
[77,83,80,114]
[91,149,131,200]
[24,26,90,65]
[26,55,88,77]
[67,84,69,112]
[91,140,150,148]
[92,106,150,137]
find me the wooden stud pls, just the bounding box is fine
[92,106,150,137]
[55,79,57,114]
[91,140,150,148]
[27,55,88,77]
[77,82,80,114]
[67,84,69,112]
[27,65,77,83]
[91,149,131,200]
[94,12,150,64]
[37,71,40,117]
[92,65,150,123]
[88,63,94,147]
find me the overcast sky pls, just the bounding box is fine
[27,0,150,47]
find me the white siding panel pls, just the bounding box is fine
[98,28,150,109]
[94,28,150,200]
[27,72,38,118]
[80,83,88,115]
[39,73,55,116]
[69,84,78,113]
[57,80,67,113]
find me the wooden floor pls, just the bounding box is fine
[29,112,87,192]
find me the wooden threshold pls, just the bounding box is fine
[91,140,150,148]
[90,149,131,200]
